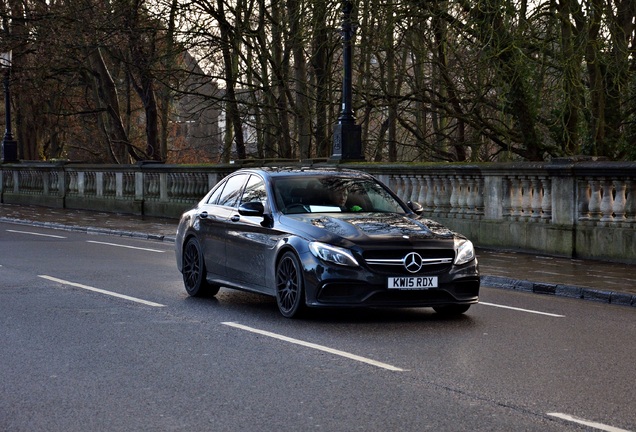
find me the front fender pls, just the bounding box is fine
[264,235,312,294]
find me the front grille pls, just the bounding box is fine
[362,249,454,275]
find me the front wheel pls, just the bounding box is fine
[182,237,220,297]
[433,304,471,316]
[275,252,306,318]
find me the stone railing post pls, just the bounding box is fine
[483,175,503,220]
[135,171,144,201]
[547,165,576,226]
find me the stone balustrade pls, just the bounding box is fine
[2,160,635,262]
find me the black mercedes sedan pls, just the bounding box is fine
[175,167,479,318]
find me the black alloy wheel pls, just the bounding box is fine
[182,237,220,297]
[275,251,306,318]
[433,304,471,316]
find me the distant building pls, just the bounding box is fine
[170,51,223,163]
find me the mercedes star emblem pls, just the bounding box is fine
[403,252,423,273]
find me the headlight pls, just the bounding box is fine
[309,242,359,267]
[454,239,475,265]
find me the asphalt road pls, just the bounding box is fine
[1,221,634,432]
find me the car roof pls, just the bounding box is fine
[234,166,374,180]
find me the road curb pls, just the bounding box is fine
[481,275,636,308]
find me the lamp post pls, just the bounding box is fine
[1,50,18,163]
[331,0,363,162]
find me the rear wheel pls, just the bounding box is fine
[275,252,306,318]
[182,237,220,297]
[433,304,471,316]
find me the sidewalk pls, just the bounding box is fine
[1,203,635,307]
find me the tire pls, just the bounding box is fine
[433,304,471,316]
[275,251,306,318]
[182,237,220,297]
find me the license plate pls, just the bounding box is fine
[388,276,438,290]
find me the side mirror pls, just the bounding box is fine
[407,200,424,215]
[238,201,265,217]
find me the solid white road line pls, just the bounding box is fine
[38,275,165,307]
[479,302,565,317]
[222,322,405,372]
[86,240,166,253]
[547,412,632,432]
[6,229,66,239]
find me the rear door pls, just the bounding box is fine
[199,173,248,278]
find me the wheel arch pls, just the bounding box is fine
[177,231,201,273]
[269,236,310,295]
[273,236,308,270]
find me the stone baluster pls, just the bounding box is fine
[20,171,28,192]
[439,177,452,217]
[531,177,543,219]
[194,173,204,198]
[190,173,199,199]
[449,176,460,215]
[611,179,626,224]
[466,177,476,218]
[178,173,187,201]
[49,171,58,193]
[432,176,442,215]
[68,172,78,194]
[166,173,174,200]
[105,172,114,196]
[9,170,16,191]
[86,172,96,195]
[34,171,42,193]
[625,180,636,225]
[416,176,427,204]
[502,177,512,219]
[510,177,523,219]
[153,173,161,197]
[423,177,435,212]
[388,175,399,196]
[577,180,590,221]
[457,177,468,217]
[19,171,27,192]
[402,174,413,202]
[475,177,484,217]
[623,180,635,226]
[540,177,552,222]
[587,179,602,222]
[22,170,31,192]
[520,177,532,219]
[124,172,134,197]
[147,173,159,197]
[410,175,422,205]
[184,173,194,200]
[599,179,614,224]
[190,173,197,199]
[169,173,178,201]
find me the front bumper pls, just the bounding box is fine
[302,256,480,308]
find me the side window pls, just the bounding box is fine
[216,174,248,207]
[241,175,267,205]
[206,180,227,204]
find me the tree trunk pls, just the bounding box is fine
[86,48,132,163]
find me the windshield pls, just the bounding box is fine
[273,175,407,215]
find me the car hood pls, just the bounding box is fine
[280,212,458,248]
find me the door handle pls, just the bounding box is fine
[230,215,240,222]
[199,211,209,219]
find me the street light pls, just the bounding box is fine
[1,50,18,163]
[331,0,364,162]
